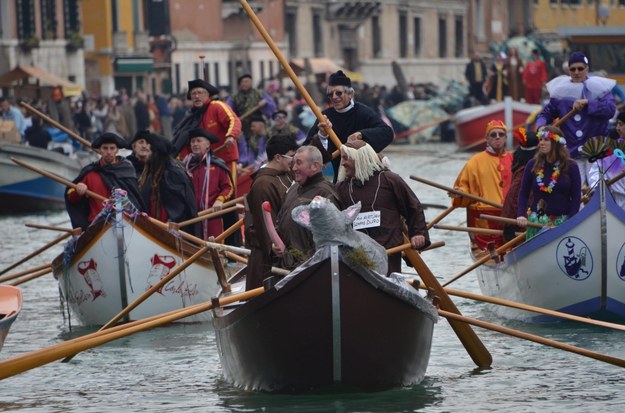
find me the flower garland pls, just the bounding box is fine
[538,129,567,145]
[536,161,561,193]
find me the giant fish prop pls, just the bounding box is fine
[291,196,388,275]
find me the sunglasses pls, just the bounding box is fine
[274,114,287,119]
[489,132,506,138]
[280,154,294,160]
[327,90,344,99]
[569,66,587,73]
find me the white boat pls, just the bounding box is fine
[0,143,94,213]
[476,180,625,322]
[51,211,229,326]
[0,285,22,352]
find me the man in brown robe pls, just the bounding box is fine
[273,145,342,269]
[335,140,430,274]
[244,135,298,290]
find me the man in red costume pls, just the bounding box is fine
[65,133,145,230]
[451,119,512,250]
[183,128,234,239]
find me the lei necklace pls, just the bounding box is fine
[536,161,561,193]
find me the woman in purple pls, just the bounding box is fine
[516,125,582,239]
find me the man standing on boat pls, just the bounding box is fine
[273,146,342,269]
[65,132,146,230]
[227,73,276,142]
[305,70,393,182]
[451,120,512,251]
[536,52,616,184]
[244,135,298,290]
[336,140,430,274]
[183,128,234,240]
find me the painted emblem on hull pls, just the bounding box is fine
[146,254,177,294]
[617,243,625,281]
[556,237,592,281]
[77,258,106,300]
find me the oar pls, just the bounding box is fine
[0,232,71,277]
[239,0,343,160]
[439,309,625,369]
[411,281,625,332]
[25,223,73,233]
[10,267,52,286]
[427,205,456,230]
[238,102,265,122]
[394,116,452,141]
[553,107,578,128]
[175,205,242,228]
[0,287,265,380]
[198,196,245,216]
[410,175,503,209]
[433,224,508,236]
[605,168,625,187]
[0,263,52,284]
[20,102,95,150]
[480,213,544,229]
[385,240,445,256]
[402,234,492,368]
[442,233,526,287]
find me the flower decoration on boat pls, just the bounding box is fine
[538,129,566,145]
[536,161,561,193]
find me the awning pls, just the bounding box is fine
[115,57,153,73]
[0,65,83,96]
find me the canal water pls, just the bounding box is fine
[1,143,623,412]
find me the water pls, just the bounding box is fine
[1,143,624,412]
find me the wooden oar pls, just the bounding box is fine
[20,102,95,150]
[239,0,343,160]
[605,168,625,187]
[10,267,52,286]
[385,240,445,256]
[25,223,73,233]
[442,233,526,287]
[439,309,625,369]
[402,234,492,368]
[238,102,265,122]
[480,213,544,229]
[410,175,503,209]
[176,205,242,228]
[0,287,266,380]
[198,196,245,216]
[0,263,51,284]
[433,224,507,236]
[0,231,71,277]
[411,281,625,332]
[427,205,456,230]
[553,107,578,128]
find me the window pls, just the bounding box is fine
[286,9,297,57]
[413,17,421,57]
[372,16,381,58]
[313,12,323,57]
[438,16,447,58]
[260,61,265,84]
[194,64,200,80]
[174,63,180,94]
[41,0,57,39]
[63,0,81,37]
[214,63,220,87]
[399,12,407,58]
[454,16,463,58]
[16,0,35,39]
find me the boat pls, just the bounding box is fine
[475,180,625,322]
[0,143,94,213]
[51,201,232,326]
[212,245,438,392]
[454,100,541,151]
[0,285,22,352]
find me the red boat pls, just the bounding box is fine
[454,101,541,151]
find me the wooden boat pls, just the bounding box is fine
[475,181,625,322]
[212,245,438,392]
[51,208,230,326]
[454,100,541,151]
[0,285,22,352]
[0,143,94,213]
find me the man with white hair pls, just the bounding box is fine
[335,140,430,274]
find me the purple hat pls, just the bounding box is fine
[568,52,589,67]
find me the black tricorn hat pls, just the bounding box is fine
[92,132,129,149]
[145,133,174,155]
[131,129,150,145]
[187,79,219,100]
[328,70,352,87]
[187,128,219,144]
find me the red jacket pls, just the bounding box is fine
[200,100,242,163]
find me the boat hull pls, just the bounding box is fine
[0,285,22,352]
[0,143,92,213]
[213,247,437,392]
[52,214,225,326]
[454,101,541,151]
[476,185,625,321]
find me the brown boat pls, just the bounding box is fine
[212,245,438,393]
